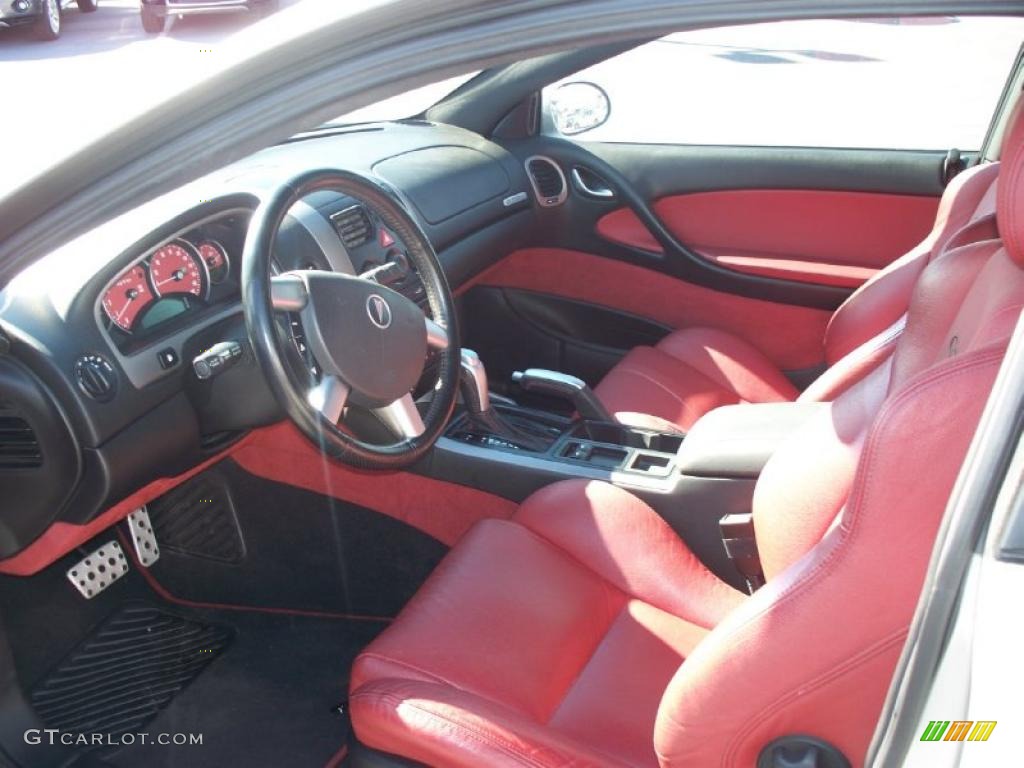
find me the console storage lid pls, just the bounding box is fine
[677,402,828,479]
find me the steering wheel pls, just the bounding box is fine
[241,169,460,469]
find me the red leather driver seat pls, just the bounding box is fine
[594,159,1000,432]
[348,102,1024,767]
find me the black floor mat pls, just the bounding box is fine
[31,604,232,741]
[102,608,381,768]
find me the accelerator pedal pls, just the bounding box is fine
[126,506,161,567]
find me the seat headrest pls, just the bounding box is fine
[997,94,1024,267]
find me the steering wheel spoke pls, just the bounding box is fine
[308,374,349,424]
[270,274,308,311]
[374,394,426,438]
[425,317,450,351]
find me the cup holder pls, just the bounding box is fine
[570,421,684,454]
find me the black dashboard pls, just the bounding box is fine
[0,120,539,562]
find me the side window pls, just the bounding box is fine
[542,17,1024,151]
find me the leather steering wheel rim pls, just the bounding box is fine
[242,168,461,470]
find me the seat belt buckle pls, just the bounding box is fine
[719,512,765,594]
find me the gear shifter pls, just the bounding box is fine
[511,368,614,422]
[458,350,550,452]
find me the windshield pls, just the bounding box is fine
[324,72,479,126]
[1,0,428,197]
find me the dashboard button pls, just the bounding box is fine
[157,347,179,370]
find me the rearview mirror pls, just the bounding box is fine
[549,82,611,136]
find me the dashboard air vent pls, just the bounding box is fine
[330,205,373,249]
[0,410,42,470]
[526,156,567,207]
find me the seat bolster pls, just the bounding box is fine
[350,678,632,768]
[595,328,798,431]
[515,480,746,629]
[656,327,800,403]
[798,316,904,403]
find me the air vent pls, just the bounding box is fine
[329,204,373,249]
[0,410,41,470]
[526,156,568,207]
[74,354,117,402]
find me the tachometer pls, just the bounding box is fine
[197,240,230,284]
[149,241,206,298]
[102,265,157,332]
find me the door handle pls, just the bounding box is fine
[571,167,616,199]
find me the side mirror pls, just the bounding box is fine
[549,81,611,136]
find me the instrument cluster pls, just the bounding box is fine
[99,211,248,351]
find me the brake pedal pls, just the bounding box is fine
[66,541,129,599]
[126,506,161,567]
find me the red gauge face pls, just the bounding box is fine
[102,265,156,332]
[149,242,205,298]
[197,241,229,284]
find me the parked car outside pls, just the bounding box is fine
[0,0,97,41]
[139,0,278,34]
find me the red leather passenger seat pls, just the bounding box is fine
[348,103,1024,767]
[594,160,1000,431]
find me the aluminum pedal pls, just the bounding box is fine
[66,541,129,599]
[126,506,160,567]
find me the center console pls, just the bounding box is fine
[422,350,828,591]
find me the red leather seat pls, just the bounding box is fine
[595,161,1000,431]
[349,105,1024,767]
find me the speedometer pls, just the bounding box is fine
[149,241,206,298]
[102,265,156,332]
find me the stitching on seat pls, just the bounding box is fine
[541,596,626,727]
[356,653,464,690]
[516,517,717,631]
[351,688,557,768]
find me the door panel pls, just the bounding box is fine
[597,189,941,288]
[464,247,831,370]
[467,137,950,381]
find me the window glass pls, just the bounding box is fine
[543,17,1024,150]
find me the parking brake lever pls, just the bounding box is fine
[511,369,614,423]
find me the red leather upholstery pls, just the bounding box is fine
[595,162,1001,430]
[350,482,745,767]
[594,328,798,431]
[597,189,941,289]
[349,104,1024,766]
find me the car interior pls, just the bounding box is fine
[1,14,1023,768]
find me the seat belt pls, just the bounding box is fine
[719,513,765,594]
[942,148,967,186]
